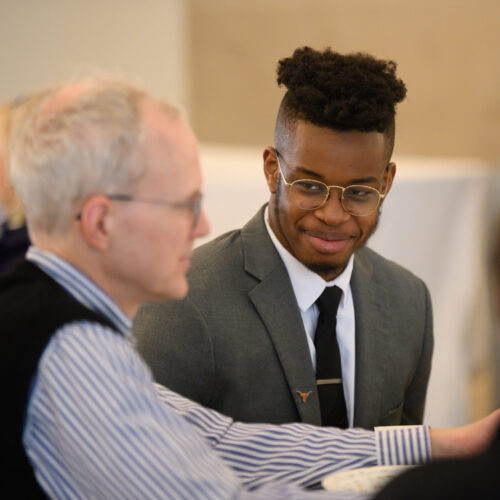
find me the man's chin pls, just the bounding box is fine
[306,261,347,281]
[166,286,189,302]
[147,280,189,303]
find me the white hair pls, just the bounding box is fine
[9,78,179,236]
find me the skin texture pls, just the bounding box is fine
[430,408,500,459]
[94,104,210,312]
[264,120,396,281]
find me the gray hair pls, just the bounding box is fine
[9,78,179,236]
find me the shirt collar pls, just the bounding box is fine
[264,206,354,312]
[26,247,132,338]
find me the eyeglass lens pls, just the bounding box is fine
[191,198,201,228]
[289,180,381,216]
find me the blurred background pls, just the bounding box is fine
[1,0,499,427]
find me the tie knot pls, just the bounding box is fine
[316,286,342,316]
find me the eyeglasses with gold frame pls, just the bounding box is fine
[274,148,387,217]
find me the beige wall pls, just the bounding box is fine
[190,0,500,163]
[0,0,189,110]
[1,1,497,162]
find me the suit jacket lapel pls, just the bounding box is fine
[241,206,322,425]
[351,249,391,429]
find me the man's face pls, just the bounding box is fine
[264,121,395,281]
[105,107,209,311]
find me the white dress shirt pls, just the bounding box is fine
[264,208,356,427]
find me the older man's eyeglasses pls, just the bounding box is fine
[76,192,203,229]
[274,149,386,217]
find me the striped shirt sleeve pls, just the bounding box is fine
[375,425,431,466]
[155,385,431,489]
[24,323,375,499]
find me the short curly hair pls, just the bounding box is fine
[275,47,407,158]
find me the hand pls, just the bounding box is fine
[430,408,500,459]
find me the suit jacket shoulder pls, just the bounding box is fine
[355,246,428,291]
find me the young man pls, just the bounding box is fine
[3,78,498,499]
[134,47,433,429]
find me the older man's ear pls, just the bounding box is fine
[77,195,113,251]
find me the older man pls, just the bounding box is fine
[2,79,499,499]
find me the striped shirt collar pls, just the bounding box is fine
[264,206,354,312]
[26,247,132,338]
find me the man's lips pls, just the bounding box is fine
[302,230,353,253]
[304,230,351,241]
[180,253,192,269]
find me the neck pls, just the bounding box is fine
[33,238,139,320]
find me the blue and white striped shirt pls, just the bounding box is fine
[23,248,431,499]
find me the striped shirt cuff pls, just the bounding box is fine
[375,425,431,466]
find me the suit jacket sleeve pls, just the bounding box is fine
[401,280,433,425]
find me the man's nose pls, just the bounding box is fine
[314,188,351,225]
[193,209,210,238]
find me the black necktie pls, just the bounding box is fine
[314,285,348,428]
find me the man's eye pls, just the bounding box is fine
[345,187,378,203]
[346,187,370,197]
[295,181,324,193]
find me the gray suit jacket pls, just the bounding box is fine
[134,205,433,428]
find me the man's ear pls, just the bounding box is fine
[263,147,279,194]
[78,195,112,251]
[382,162,397,197]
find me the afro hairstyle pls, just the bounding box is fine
[275,47,407,153]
